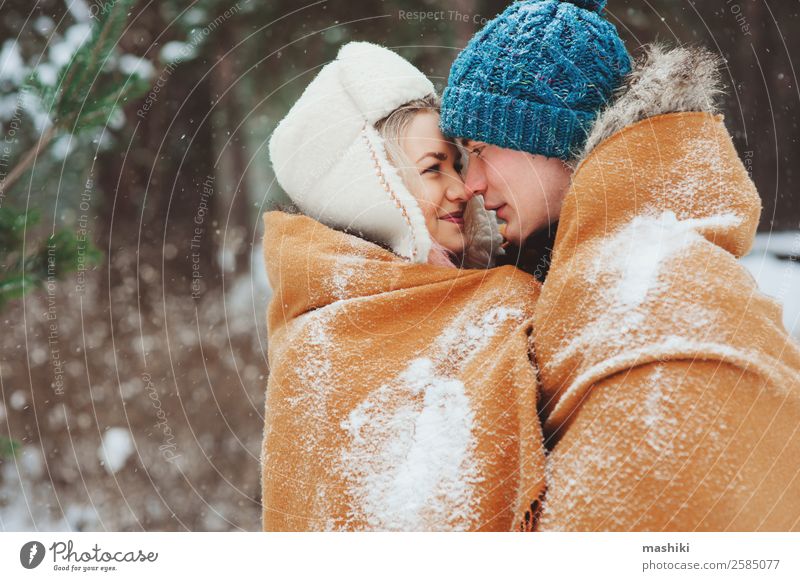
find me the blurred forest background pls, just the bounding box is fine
[0,0,798,531]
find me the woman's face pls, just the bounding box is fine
[398,112,469,255]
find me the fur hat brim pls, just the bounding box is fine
[269,42,436,263]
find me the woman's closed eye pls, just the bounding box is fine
[417,149,461,176]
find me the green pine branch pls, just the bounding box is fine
[0,207,102,310]
[1,0,150,195]
[0,435,22,459]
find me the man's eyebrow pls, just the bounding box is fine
[416,151,448,163]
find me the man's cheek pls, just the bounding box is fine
[485,171,506,203]
[493,161,516,192]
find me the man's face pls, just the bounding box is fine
[460,140,573,246]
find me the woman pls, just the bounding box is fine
[261,42,546,531]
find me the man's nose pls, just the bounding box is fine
[464,160,487,200]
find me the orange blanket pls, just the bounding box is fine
[533,112,800,530]
[261,212,546,531]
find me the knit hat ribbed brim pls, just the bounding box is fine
[441,85,596,160]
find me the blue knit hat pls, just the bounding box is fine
[440,0,631,160]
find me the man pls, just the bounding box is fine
[440,0,628,278]
[441,0,800,531]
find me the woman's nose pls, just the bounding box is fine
[445,172,469,203]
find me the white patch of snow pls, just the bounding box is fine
[0,445,98,531]
[666,137,730,212]
[118,54,155,80]
[92,129,113,151]
[224,272,269,335]
[740,231,800,341]
[747,231,800,257]
[33,16,55,36]
[332,303,526,530]
[20,89,53,133]
[98,427,134,473]
[9,390,26,410]
[65,0,92,23]
[436,305,525,370]
[284,307,337,414]
[328,255,364,300]
[19,446,44,480]
[0,40,26,85]
[50,134,76,160]
[217,244,236,273]
[160,41,197,64]
[251,244,270,300]
[639,365,679,453]
[183,7,209,27]
[107,107,125,130]
[220,246,271,335]
[339,358,482,531]
[35,63,59,86]
[547,211,744,374]
[29,346,48,365]
[49,23,92,68]
[0,94,20,121]
[600,210,741,308]
[321,236,373,301]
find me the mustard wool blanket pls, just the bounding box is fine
[261,212,546,531]
[533,112,800,531]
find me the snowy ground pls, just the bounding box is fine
[0,247,271,532]
[739,231,800,341]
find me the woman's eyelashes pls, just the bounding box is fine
[422,162,441,175]
[420,155,462,176]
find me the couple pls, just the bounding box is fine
[261,0,800,531]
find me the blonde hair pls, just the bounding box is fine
[374,95,458,268]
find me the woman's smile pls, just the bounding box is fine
[438,210,465,226]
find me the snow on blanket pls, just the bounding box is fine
[337,304,525,531]
[553,209,743,370]
[538,361,748,531]
[600,210,741,309]
[339,358,482,531]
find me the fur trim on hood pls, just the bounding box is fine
[579,44,725,163]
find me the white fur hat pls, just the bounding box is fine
[269,42,436,263]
